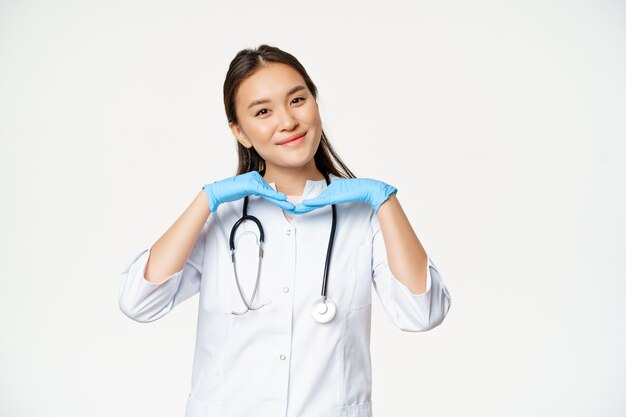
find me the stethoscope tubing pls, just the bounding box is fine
[228,172,337,321]
[229,198,268,314]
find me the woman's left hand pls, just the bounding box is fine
[285,178,398,215]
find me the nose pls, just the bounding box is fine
[277,106,299,131]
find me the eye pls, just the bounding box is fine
[254,97,306,117]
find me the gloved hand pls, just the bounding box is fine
[286,178,397,215]
[202,171,295,213]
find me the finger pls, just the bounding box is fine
[258,188,288,201]
[302,193,354,207]
[290,203,316,215]
[300,188,343,206]
[253,174,288,200]
[299,197,328,208]
[275,191,288,200]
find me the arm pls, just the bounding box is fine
[145,190,211,283]
[372,193,451,332]
[118,190,211,322]
[375,193,428,295]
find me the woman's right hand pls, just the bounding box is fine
[201,171,295,213]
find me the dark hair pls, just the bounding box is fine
[223,44,356,179]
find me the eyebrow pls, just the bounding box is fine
[247,85,307,110]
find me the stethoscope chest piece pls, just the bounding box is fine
[311,297,336,323]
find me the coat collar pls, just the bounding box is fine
[267,173,336,199]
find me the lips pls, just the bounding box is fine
[278,131,307,145]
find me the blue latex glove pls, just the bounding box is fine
[286,178,397,215]
[202,171,295,213]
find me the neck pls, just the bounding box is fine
[262,163,325,196]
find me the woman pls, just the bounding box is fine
[119,44,451,417]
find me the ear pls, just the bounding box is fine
[229,121,253,149]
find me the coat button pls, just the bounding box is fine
[286,229,292,236]
[280,354,286,360]
[283,287,289,293]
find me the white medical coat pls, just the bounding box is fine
[118,174,452,417]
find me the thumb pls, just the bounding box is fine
[300,195,332,207]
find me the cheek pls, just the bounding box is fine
[250,123,274,138]
[301,105,321,128]
[250,142,273,161]
[250,137,278,160]
[244,124,275,149]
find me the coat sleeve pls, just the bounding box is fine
[118,220,209,323]
[370,211,451,332]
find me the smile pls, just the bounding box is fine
[280,133,306,146]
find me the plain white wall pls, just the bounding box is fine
[1,0,624,416]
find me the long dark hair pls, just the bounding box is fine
[223,44,356,179]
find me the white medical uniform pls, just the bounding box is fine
[118,173,451,417]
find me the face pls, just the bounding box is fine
[229,62,322,174]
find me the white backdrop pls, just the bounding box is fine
[1,0,624,416]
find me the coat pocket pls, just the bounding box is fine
[346,242,373,311]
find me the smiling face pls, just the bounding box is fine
[229,62,323,177]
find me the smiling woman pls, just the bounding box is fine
[227,61,326,192]
[222,45,357,196]
[118,44,451,417]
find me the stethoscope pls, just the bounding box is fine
[227,172,337,323]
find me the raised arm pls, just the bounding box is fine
[144,190,211,284]
[372,194,452,332]
[118,190,211,322]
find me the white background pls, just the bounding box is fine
[1,0,625,416]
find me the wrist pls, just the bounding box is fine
[372,182,398,214]
[201,184,219,213]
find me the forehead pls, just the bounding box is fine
[236,63,306,104]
